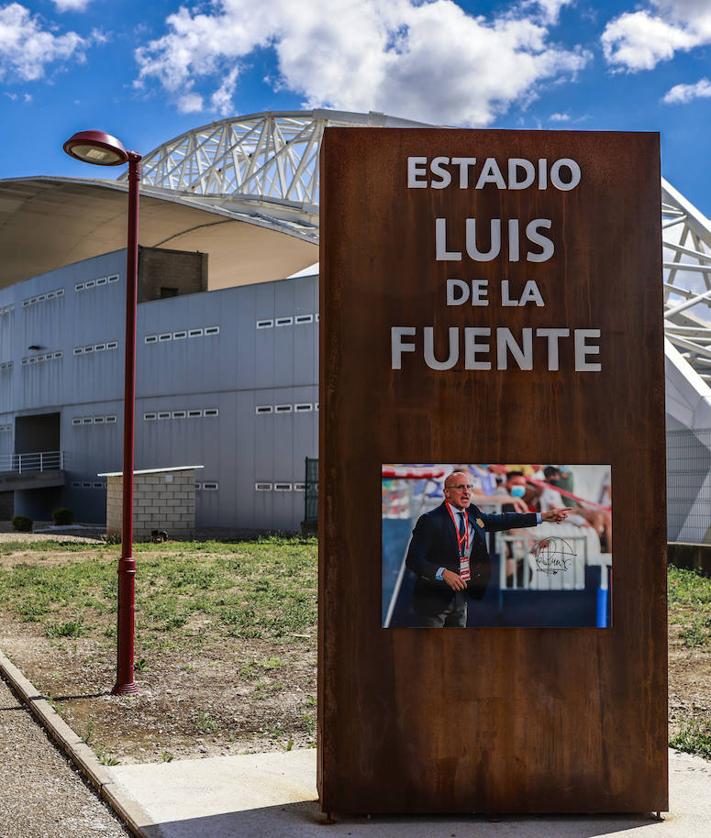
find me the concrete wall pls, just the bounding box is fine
[107,469,196,541]
[0,249,318,532]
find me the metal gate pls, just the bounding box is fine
[303,457,318,534]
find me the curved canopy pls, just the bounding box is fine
[0,176,318,290]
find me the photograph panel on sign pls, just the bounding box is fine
[382,463,612,629]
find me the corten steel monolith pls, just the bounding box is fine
[319,128,667,815]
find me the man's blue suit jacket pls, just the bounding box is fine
[405,501,538,614]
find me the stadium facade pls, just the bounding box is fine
[1,110,711,538]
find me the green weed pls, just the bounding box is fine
[670,716,711,760]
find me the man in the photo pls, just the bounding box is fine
[405,469,569,627]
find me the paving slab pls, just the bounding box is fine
[109,747,711,838]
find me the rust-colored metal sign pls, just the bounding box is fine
[319,128,666,814]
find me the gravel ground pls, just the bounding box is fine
[0,676,127,838]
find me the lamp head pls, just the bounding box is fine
[63,130,129,166]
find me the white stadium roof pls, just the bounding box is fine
[0,108,710,423]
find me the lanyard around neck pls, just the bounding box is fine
[445,502,469,556]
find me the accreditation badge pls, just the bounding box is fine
[476,518,484,529]
[459,555,471,581]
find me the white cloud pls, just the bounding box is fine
[177,92,204,113]
[663,76,711,104]
[602,0,711,72]
[135,0,589,125]
[522,0,575,25]
[0,3,89,81]
[52,0,92,11]
[549,111,570,121]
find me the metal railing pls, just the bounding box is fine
[0,451,64,474]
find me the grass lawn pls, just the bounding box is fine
[0,540,709,763]
[667,566,711,760]
[0,537,317,764]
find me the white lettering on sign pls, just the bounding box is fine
[391,327,601,372]
[435,218,554,263]
[407,157,581,191]
[394,151,601,373]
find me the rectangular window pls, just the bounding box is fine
[56,289,64,297]
[94,416,105,424]
[295,314,313,324]
[275,317,293,327]
[157,411,171,420]
[37,294,47,303]
[188,328,203,338]
[85,280,96,289]
[295,403,313,412]
[93,482,104,489]
[108,274,119,284]
[255,405,273,414]
[71,418,82,426]
[106,341,118,350]
[203,482,219,491]
[173,331,187,340]
[256,319,273,329]
[94,343,106,352]
[204,326,220,336]
[315,313,320,322]
[195,482,202,490]
[315,403,319,411]
[144,413,157,421]
[84,345,94,353]
[53,352,63,359]
[71,481,81,488]
[203,408,219,417]
[46,292,56,301]
[82,417,93,424]
[158,333,172,342]
[275,404,293,413]
[274,483,292,491]
[187,409,202,418]
[106,416,117,424]
[96,277,108,287]
[81,481,92,488]
[22,300,30,307]
[294,482,306,491]
[255,482,272,491]
[145,335,158,344]
[75,283,85,292]
[172,410,186,419]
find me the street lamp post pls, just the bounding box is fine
[63,130,142,695]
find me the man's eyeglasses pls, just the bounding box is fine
[447,484,475,491]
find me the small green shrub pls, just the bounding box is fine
[11,516,32,532]
[45,620,86,638]
[52,508,74,526]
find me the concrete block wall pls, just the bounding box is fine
[106,468,197,540]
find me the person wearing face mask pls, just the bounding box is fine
[405,469,569,627]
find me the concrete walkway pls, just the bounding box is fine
[0,676,126,838]
[109,747,711,838]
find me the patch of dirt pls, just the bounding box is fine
[0,618,315,764]
[668,624,711,736]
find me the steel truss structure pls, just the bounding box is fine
[662,179,711,391]
[125,109,424,235]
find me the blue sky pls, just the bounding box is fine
[1,0,710,213]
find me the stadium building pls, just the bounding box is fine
[0,109,710,539]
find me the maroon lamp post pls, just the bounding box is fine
[64,130,142,695]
